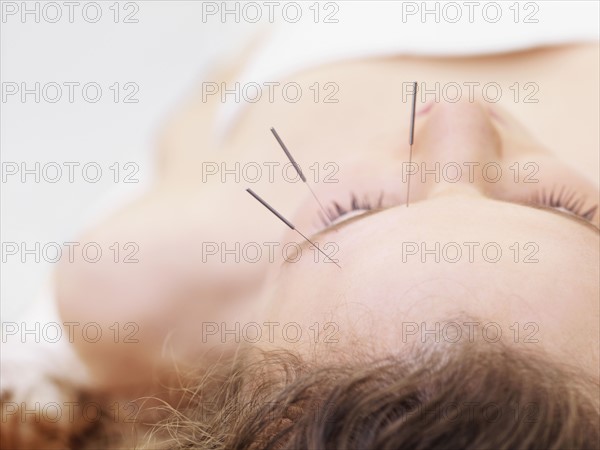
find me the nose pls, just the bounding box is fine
[411,99,502,198]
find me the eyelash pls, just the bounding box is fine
[320,186,598,227]
[532,187,598,221]
[321,192,383,226]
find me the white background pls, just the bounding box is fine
[1,1,258,319]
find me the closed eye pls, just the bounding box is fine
[316,186,598,236]
[312,198,599,240]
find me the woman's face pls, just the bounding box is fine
[259,99,599,377]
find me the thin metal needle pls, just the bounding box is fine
[246,188,341,268]
[406,81,418,207]
[270,127,333,223]
[294,228,340,268]
[305,183,331,224]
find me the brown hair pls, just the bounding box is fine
[142,340,600,450]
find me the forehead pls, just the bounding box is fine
[273,195,598,309]
[264,197,599,376]
[283,195,595,266]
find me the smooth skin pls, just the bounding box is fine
[56,43,600,394]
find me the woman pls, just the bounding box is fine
[4,9,599,449]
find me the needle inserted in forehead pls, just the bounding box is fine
[270,127,333,223]
[246,188,341,268]
[406,81,418,207]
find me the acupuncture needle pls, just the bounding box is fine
[270,127,334,223]
[246,188,341,268]
[406,81,418,207]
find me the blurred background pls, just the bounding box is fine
[1,2,259,319]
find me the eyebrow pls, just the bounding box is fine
[284,199,599,262]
